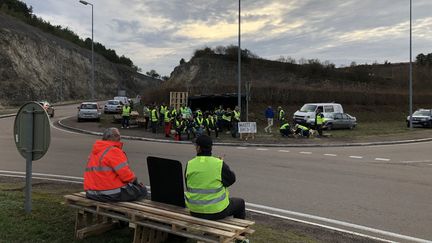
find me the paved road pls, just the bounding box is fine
[1,104,431,242]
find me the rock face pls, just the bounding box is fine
[0,13,160,106]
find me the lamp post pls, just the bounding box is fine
[409,0,413,128]
[79,0,95,100]
[237,0,241,114]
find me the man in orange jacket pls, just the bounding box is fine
[84,127,147,202]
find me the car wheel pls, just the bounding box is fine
[349,125,354,130]
[77,118,82,122]
[96,118,101,122]
[326,123,333,130]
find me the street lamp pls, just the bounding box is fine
[237,0,241,115]
[409,0,413,128]
[79,0,95,100]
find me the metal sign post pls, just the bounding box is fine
[24,108,34,213]
[14,102,51,213]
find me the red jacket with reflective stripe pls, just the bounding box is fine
[84,140,135,191]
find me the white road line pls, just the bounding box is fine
[247,209,393,243]
[375,158,390,161]
[401,160,432,163]
[0,170,83,180]
[236,147,247,150]
[300,151,312,154]
[278,150,290,153]
[246,203,432,243]
[51,120,82,135]
[256,148,269,151]
[349,156,363,159]
[324,154,337,157]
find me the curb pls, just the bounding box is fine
[57,116,432,148]
[0,113,16,118]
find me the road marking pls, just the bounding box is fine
[375,158,390,161]
[236,147,247,150]
[278,150,290,153]
[256,148,269,151]
[300,151,312,154]
[246,204,430,243]
[349,156,363,159]
[324,154,337,157]
[401,160,432,163]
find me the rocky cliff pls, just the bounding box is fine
[0,12,160,106]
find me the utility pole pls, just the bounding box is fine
[237,0,241,115]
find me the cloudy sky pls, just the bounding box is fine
[23,0,432,76]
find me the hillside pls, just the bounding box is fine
[0,12,160,106]
[162,53,432,108]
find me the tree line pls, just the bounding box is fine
[0,0,139,71]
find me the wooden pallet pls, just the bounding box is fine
[64,193,254,243]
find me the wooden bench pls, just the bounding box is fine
[64,192,254,243]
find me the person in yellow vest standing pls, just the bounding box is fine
[150,105,159,133]
[185,135,246,221]
[231,106,241,138]
[121,104,131,129]
[315,108,324,137]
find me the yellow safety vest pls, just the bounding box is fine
[122,106,131,117]
[185,156,229,214]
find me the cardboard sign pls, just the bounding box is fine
[238,122,257,133]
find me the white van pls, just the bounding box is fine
[293,103,343,125]
[113,96,129,106]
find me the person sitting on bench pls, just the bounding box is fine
[84,127,147,202]
[185,135,246,220]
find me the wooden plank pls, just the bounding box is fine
[73,192,254,228]
[67,195,236,238]
[66,193,254,241]
[68,194,244,233]
[70,203,221,243]
[76,221,117,240]
[69,193,254,235]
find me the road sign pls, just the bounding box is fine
[14,102,51,160]
[13,101,51,213]
[238,122,257,133]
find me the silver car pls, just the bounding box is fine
[324,113,357,130]
[77,102,101,122]
[103,100,122,114]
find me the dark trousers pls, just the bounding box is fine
[190,197,246,220]
[86,183,147,202]
[151,121,158,133]
[280,129,291,137]
[206,127,219,137]
[316,124,323,136]
[121,116,130,128]
[144,116,149,129]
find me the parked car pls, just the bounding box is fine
[113,96,129,105]
[293,103,343,126]
[38,101,54,117]
[77,102,101,122]
[406,109,432,128]
[324,113,357,130]
[103,100,122,114]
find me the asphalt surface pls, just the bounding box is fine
[1,104,432,242]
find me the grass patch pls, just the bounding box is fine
[0,180,319,243]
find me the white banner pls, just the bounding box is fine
[238,122,257,134]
